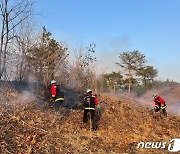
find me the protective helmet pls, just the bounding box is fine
[51,80,56,84]
[153,94,157,98]
[87,88,92,93]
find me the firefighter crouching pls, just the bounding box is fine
[83,88,98,131]
[153,94,167,117]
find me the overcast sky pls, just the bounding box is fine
[36,0,180,82]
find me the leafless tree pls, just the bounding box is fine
[13,20,38,81]
[0,0,34,80]
[67,43,97,93]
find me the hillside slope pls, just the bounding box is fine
[134,84,180,115]
[0,88,180,153]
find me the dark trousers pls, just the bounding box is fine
[154,107,167,117]
[54,100,63,112]
[83,109,97,130]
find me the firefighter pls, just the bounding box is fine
[51,80,64,113]
[153,94,167,116]
[83,88,98,131]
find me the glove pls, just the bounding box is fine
[50,97,55,102]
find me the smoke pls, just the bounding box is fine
[15,91,35,104]
[0,86,36,114]
[119,92,154,109]
[166,99,180,116]
[123,87,180,116]
[96,35,131,74]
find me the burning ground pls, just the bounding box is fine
[0,87,180,153]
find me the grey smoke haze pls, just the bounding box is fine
[96,35,131,74]
[127,88,180,116]
[17,91,35,103]
[134,96,180,116]
[8,90,36,110]
[91,34,180,83]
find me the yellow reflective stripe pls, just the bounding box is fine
[55,98,64,101]
[161,106,166,109]
[154,105,159,108]
[85,107,95,110]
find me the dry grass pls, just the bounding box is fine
[0,89,179,153]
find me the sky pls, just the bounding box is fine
[36,0,180,82]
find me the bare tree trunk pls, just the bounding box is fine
[128,67,131,93]
[0,2,6,78]
[3,0,8,78]
[0,0,34,80]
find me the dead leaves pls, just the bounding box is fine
[28,120,35,125]
[31,135,37,145]
[0,90,180,153]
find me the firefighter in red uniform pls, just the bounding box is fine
[51,80,64,113]
[83,89,98,131]
[153,94,167,116]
